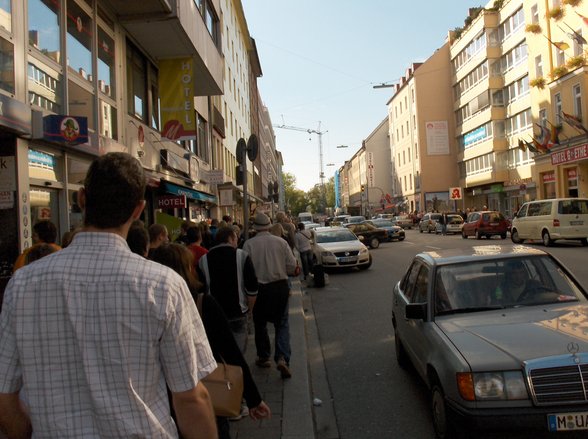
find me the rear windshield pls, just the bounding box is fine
[558,199,588,215]
[482,212,505,222]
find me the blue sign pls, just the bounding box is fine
[464,125,487,148]
[163,181,217,204]
[43,115,88,145]
[28,149,55,168]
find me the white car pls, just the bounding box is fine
[310,226,371,270]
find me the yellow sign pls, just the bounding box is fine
[159,58,196,141]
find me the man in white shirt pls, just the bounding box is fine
[0,152,217,438]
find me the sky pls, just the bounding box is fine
[241,0,483,191]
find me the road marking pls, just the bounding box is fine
[425,246,442,249]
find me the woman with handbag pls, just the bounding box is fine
[151,243,271,439]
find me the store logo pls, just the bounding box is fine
[60,117,80,142]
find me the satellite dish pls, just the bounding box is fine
[236,138,246,164]
[247,134,259,161]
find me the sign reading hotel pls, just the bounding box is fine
[367,152,375,187]
[551,143,588,165]
[425,121,450,155]
[159,58,196,141]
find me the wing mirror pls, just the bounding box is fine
[406,303,427,320]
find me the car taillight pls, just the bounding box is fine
[553,218,560,227]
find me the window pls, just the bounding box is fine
[28,60,62,112]
[29,0,61,63]
[573,84,582,119]
[535,55,543,78]
[539,108,547,127]
[97,27,115,98]
[126,41,146,121]
[68,79,95,130]
[196,114,209,162]
[556,49,565,67]
[0,37,13,94]
[99,100,117,139]
[0,0,11,32]
[554,93,562,124]
[66,0,93,83]
[573,29,584,56]
[531,5,539,24]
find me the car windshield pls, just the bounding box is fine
[447,215,463,224]
[315,229,358,243]
[434,256,585,316]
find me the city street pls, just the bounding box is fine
[305,228,588,439]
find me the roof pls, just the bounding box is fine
[417,245,548,267]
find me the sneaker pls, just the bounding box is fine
[255,357,271,368]
[277,358,292,379]
[229,404,249,422]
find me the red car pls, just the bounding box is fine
[461,211,509,239]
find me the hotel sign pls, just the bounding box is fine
[551,143,588,165]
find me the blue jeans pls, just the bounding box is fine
[253,280,291,364]
[299,250,313,278]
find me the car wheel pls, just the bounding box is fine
[500,232,507,239]
[369,237,380,249]
[394,330,410,369]
[461,230,468,239]
[359,254,372,270]
[419,226,423,233]
[542,230,553,247]
[475,229,482,239]
[432,385,462,439]
[399,236,405,241]
[511,228,522,244]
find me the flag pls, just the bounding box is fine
[525,138,539,154]
[518,139,526,152]
[561,111,588,134]
[535,123,551,146]
[547,122,561,148]
[552,41,570,51]
[576,11,588,27]
[561,22,588,45]
[532,136,549,154]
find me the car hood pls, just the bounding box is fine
[316,240,366,252]
[436,304,588,370]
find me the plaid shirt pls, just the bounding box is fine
[0,232,216,438]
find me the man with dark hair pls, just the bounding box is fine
[0,152,217,438]
[186,226,208,266]
[127,219,149,257]
[147,223,169,259]
[198,226,258,353]
[13,220,61,272]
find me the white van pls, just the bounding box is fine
[510,198,588,246]
[298,212,313,223]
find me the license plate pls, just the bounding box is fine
[570,220,584,225]
[548,412,588,431]
[339,256,357,263]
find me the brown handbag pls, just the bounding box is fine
[202,359,244,417]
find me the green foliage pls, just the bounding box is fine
[282,172,308,216]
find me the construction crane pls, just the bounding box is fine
[273,122,328,188]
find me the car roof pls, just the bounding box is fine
[314,226,347,232]
[416,245,547,267]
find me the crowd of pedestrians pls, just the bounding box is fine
[0,152,309,439]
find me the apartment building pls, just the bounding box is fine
[0,0,233,290]
[362,118,393,215]
[524,0,588,200]
[388,45,458,215]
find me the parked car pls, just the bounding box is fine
[330,215,351,226]
[391,245,588,438]
[461,210,509,239]
[418,213,442,233]
[393,215,413,229]
[310,226,371,270]
[303,222,321,230]
[376,213,395,220]
[366,219,405,241]
[344,222,388,248]
[434,214,464,235]
[343,215,366,224]
[511,198,588,246]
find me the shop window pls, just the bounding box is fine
[567,168,578,198]
[28,60,62,113]
[28,0,61,63]
[28,149,61,182]
[0,0,10,33]
[98,27,115,99]
[0,37,14,94]
[67,156,89,185]
[29,187,61,240]
[68,79,95,131]
[542,172,556,199]
[66,0,93,83]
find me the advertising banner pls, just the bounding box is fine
[159,58,196,141]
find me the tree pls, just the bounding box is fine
[282,172,307,216]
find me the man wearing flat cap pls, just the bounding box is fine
[243,212,297,379]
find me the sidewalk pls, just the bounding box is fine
[231,278,316,439]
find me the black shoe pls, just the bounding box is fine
[277,358,292,379]
[255,357,271,368]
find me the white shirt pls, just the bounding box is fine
[0,232,216,438]
[295,229,312,253]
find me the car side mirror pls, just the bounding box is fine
[358,235,365,241]
[406,303,427,320]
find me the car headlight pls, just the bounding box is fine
[457,371,528,401]
[321,251,334,258]
[359,247,368,255]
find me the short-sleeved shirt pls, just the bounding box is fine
[0,232,216,438]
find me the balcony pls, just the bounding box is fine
[104,0,223,96]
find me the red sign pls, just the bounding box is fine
[157,195,187,209]
[567,168,577,179]
[542,172,555,183]
[551,143,588,165]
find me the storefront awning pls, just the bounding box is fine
[162,181,217,204]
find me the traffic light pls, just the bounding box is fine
[236,165,243,185]
[361,184,365,192]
